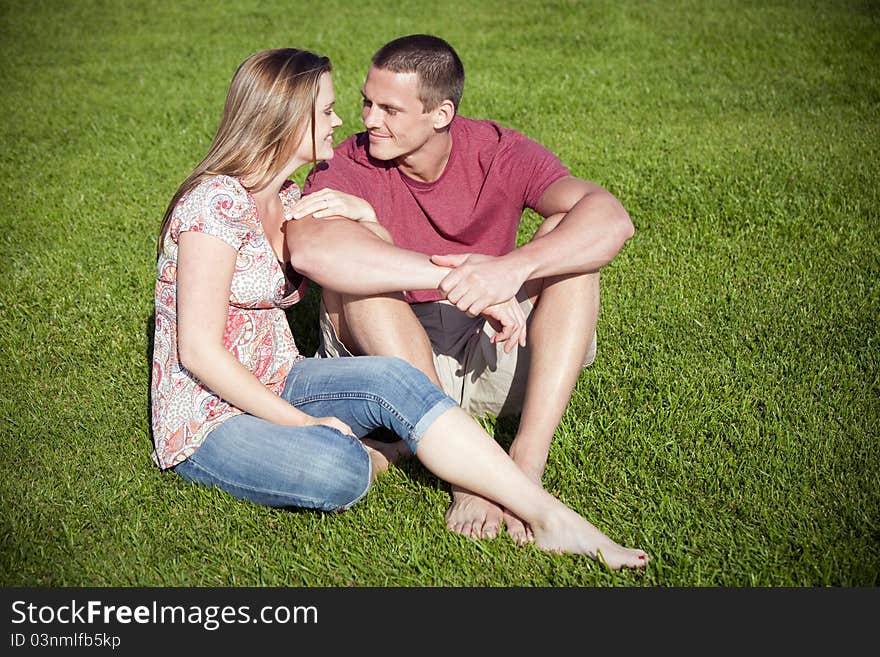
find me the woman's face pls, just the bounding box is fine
[294,71,342,164]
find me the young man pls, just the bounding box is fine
[286,34,634,544]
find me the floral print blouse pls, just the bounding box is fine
[151,175,307,469]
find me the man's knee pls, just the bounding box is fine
[325,288,405,313]
[528,270,599,308]
[323,290,408,349]
[371,355,428,386]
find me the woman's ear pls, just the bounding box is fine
[432,99,456,130]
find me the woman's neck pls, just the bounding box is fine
[248,171,295,263]
[247,155,308,204]
[249,184,281,209]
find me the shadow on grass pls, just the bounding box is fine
[285,283,322,357]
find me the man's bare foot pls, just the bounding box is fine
[502,462,541,544]
[533,506,650,570]
[362,437,410,481]
[502,509,533,544]
[445,486,504,539]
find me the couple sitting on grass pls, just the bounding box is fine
[150,34,648,570]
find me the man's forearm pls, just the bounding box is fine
[286,216,447,294]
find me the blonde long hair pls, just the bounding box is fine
[157,48,332,258]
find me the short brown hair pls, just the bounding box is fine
[371,34,464,112]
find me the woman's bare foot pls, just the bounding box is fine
[362,437,410,481]
[532,505,649,570]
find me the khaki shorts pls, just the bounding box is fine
[317,297,597,419]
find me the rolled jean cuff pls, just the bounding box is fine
[408,396,458,454]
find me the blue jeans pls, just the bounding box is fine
[173,356,456,511]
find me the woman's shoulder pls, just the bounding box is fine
[173,175,258,235]
[279,180,301,219]
[186,175,250,205]
[177,175,254,220]
[280,179,301,201]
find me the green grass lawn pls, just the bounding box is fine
[1,0,877,587]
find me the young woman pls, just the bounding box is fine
[151,48,649,569]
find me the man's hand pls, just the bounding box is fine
[481,297,527,352]
[432,253,528,316]
[292,188,377,223]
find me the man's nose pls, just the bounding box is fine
[363,105,381,128]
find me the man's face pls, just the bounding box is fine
[360,66,437,162]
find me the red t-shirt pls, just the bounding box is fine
[304,116,569,302]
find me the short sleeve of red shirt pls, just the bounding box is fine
[495,129,571,210]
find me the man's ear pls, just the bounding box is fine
[432,99,456,130]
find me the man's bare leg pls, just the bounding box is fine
[502,271,598,542]
[323,229,597,544]
[323,288,438,385]
[443,208,601,543]
[443,271,597,543]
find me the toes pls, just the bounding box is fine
[507,524,527,545]
[448,521,466,536]
[445,496,505,541]
[480,516,501,540]
[597,548,651,570]
[619,549,650,568]
[446,518,465,536]
[502,511,533,545]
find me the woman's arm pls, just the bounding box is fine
[176,231,351,434]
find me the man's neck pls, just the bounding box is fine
[396,130,453,183]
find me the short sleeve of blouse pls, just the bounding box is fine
[279,180,302,223]
[173,176,253,251]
